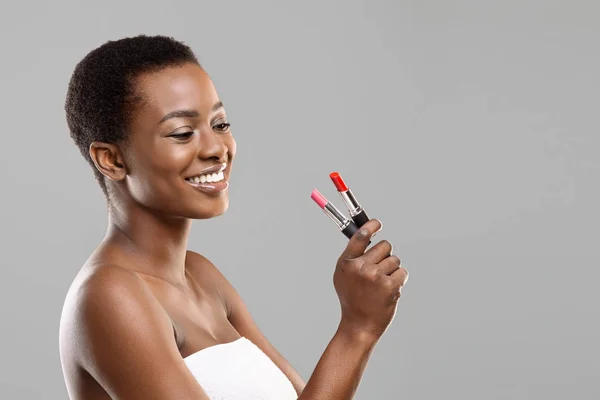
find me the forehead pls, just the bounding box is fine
[133,63,220,119]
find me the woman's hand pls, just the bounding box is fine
[333,219,409,341]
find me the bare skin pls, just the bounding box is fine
[59,62,409,399]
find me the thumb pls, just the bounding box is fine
[339,219,382,260]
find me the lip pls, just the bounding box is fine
[186,179,229,195]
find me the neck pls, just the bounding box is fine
[104,198,192,286]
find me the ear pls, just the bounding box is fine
[89,141,127,181]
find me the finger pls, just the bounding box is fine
[362,239,393,265]
[371,220,383,238]
[377,255,401,276]
[340,219,383,260]
[389,267,409,287]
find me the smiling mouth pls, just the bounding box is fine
[185,170,226,184]
[184,163,227,184]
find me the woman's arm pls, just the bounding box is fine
[297,322,378,399]
[65,264,212,400]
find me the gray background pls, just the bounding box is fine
[1,0,598,399]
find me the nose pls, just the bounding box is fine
[196,127,228,162]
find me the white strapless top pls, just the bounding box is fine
[183,337,298,400]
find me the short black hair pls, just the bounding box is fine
[65,34,200,197]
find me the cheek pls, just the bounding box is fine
[126,145,193,208]
[127,140,193,188]
[149,145,194,177]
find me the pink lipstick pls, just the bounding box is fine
[311,189,359,240]
[329,172,370,227]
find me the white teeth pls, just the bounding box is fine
[186,169,226,184]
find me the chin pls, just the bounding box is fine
[187,197,229,220]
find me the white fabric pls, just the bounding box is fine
[183,337,298,400]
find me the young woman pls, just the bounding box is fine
[59,34,409,400]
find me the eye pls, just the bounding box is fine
[169,131,195,140]
[213,122,231,132]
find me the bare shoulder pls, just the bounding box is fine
[59,264,171,367]
[184,250,238,315]
[60,264,208,399]
[185,250,232,287]
[60,263,161,322]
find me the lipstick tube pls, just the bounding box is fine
[329,172,370,227]
[311,189,359,240]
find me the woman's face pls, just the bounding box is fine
[120,62,236,219]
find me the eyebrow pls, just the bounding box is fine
[158,101,224,124]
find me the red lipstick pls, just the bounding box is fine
[329,172,370,228]
[311,189,359,240]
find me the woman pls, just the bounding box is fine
[59,35,409,400]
